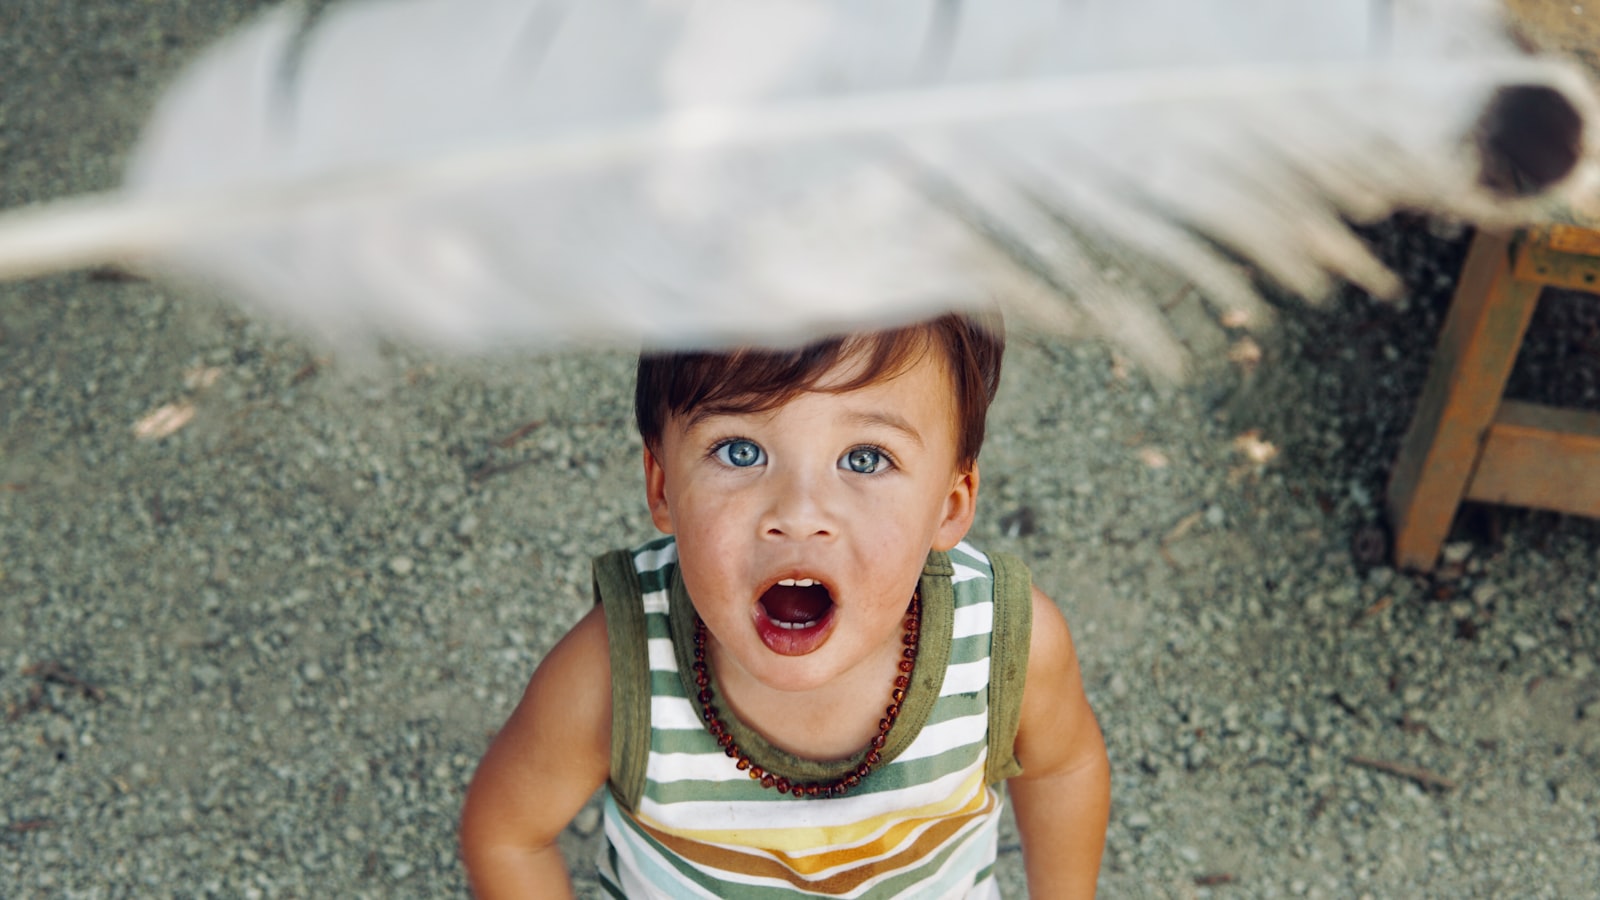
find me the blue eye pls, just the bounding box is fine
[842,446,886,474]
[715,439,766,468]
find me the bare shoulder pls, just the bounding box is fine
[499,603,612,771]
[531,603,614,725]
[460,605,613,856]
[1012,585,1103,779]
[1026,585,1080,674]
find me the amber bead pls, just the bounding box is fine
[898,659,914,672]
[865,750,881,766]
[749,766,765,780]
[871,734,887,750]
[776,778,791,794]
[761,774,777,789]
[891,688,905,704]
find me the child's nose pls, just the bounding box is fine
[761,469,835,540]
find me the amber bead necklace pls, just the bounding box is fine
[691,590,922,799]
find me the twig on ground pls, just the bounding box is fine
[23,660,106,702]
[1163,510,1203,545]
[1159,510,1204,569]
[468,458,537,485]
[494,419,545,448]
[6,818,55,833]
[1350,595,1393,626]
[290,358,324,385]
[1194,873,1236,887]
[1347,755,1457,792]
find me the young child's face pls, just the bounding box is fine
[643,346,978,695]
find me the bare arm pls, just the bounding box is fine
[460,605,613,899]
[1007,586,1111,899]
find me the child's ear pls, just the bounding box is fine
[931,464,979,552]
[643,445,675,534]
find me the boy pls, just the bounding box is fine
[461,313,1110,897]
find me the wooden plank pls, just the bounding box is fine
[1464,400,1600,517]
[1544,224,1600,257]
[1515,229,1600,293]
[1387,230,1544,571]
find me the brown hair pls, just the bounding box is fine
[635,313,1004,469]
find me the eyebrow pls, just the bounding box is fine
[840,410,924,447]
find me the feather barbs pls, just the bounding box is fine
[0,0,1593,375]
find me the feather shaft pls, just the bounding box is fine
[0,58,1569,285]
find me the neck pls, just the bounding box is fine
[707,628,907,761]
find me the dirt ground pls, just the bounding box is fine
[3,2,1599,897]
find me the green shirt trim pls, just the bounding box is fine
[593,549,651,812]
[984,551,1032,784]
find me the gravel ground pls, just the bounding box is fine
[4,3,1600,897]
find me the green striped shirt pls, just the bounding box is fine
[591,537,1032,898]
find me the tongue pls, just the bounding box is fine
[760,584,833,624]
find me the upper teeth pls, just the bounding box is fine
[778,578,817,587]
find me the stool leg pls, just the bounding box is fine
[1387,230,1543,572]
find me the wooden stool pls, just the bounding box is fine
[1387,225,1600,572]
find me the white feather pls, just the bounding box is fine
[0,0,1591,373]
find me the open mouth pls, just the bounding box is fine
[760,579,834,629]
[754,578,836,655]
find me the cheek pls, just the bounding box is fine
[674,485,748,538]
[670,493,752,584]
[861,482,946,535]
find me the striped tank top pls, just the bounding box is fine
[590,536,1034,898]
